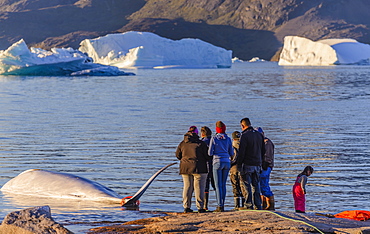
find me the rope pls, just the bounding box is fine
[239,210,325,234]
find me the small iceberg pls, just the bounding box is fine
[232,57,244,63]
[248,57,265,62]
[79,31,232,69]
[279,36,370,66]
[232,57,266,63]
[0,39,135,76]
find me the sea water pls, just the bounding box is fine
[0,62,369,233]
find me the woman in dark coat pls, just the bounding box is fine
[176,126,210,213]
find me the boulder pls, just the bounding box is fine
[0,206,73,234]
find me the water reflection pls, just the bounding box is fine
[0,63,370,233]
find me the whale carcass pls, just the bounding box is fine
[1,163,176,207]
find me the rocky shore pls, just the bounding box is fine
[2,206,370,233]
[88,210,370,234]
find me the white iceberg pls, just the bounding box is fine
[79,31,232,69]
[232,57,266,63]
[0,39,135,76]
[278,36,370,66]
[232,57,244,63]
[248,57,265,62]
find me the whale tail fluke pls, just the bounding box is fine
[121,162,176,207]
[120,196,140,207]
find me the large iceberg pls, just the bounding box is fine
[0,39,135,76]
[79,31,232,69]
[278,36,370,66]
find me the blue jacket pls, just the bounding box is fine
[208,133,233,164]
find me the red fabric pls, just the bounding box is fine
[216,126,226,133]
[292,176,305,212]
[334,210,370,221]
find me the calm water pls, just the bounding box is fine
[0,62,369,233]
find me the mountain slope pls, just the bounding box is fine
[119,18,280,61]
[1,0,370,60]
[0,0,146,48]
[123,0,370,59]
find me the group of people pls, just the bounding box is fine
[176,118,274,213]
[175,117,314,213]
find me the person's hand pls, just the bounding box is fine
[262,161,269,170]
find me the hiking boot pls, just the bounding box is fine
[214,206,224,212]
[198,209,206,213]
[265,196,275,210]
[204,192,209,211]
[233,197,241,210]
[238,206,254,210]
[184,208,193,213]
[261,195,267,209]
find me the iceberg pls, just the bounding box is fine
[0,39,135,76]
[232,57,244,63]
[232,57,266,63]
[79,31,232,69]
[278,36,370,66]
[248,57,266,62]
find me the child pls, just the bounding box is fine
[292,166,314,213]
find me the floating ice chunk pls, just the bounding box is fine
[279,36,370,66]
[0,39,135,76]
[248,57,265,62]
[79,31,232,69]
[232,57,244,63]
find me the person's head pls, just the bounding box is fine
[302,166,314,176]
[240,118,251,131]
[188,126,198,135]
[215,121,226,134]
[200,126,212,138]
[232,131,241,141]
[255,127,264,136]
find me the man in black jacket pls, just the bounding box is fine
[237,118,265,210]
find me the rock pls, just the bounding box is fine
[0,206,73,234]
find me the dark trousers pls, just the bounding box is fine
[239,165,262,210]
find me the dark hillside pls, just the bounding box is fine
[274,0,370,42]
[0,0,146,48]
[119,18,280,60]
[1,0,370,60]
[125,0,370,59]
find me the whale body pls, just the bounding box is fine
[1,163,176,207]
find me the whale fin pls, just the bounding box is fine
[121,162,176,207]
